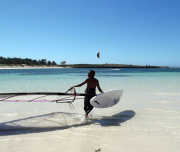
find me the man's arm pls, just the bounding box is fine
[97,81,103,93]
[69,80,87,90]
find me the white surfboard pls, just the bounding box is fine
[90,90,123,108]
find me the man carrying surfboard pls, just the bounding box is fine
[69,70,103,118]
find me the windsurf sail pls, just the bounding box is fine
[0,88,85,104]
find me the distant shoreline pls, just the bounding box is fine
[0,65,65,69]
[0,64,172,69]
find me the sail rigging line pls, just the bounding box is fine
[27,95,49,102]
[0,88,85,107]
[0,94,20,101]
[55,88,77,103]
[69,102,74,110]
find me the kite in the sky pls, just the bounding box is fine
[97,52,100,58]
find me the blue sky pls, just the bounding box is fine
[0,0,180,66]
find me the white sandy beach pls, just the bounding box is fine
[0,66,65,69]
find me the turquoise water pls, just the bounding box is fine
[0,68,180,125]
[0,68,180,94]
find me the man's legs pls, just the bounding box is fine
[84,96,94,117]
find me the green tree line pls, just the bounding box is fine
[0,56,57,66]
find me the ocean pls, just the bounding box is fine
[0,68,180,93]
[0,67,180,123]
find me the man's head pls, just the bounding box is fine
[88,70,95,78]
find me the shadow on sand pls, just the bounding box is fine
[91,110,136,126]
[0,110,135,136]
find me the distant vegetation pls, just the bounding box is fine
[0,56,57,66]
[66,64,162,68]
[0,56,165,68]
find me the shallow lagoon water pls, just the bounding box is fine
[0,68,180,152]
[0,68,180,110]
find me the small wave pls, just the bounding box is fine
[97,74,131,77]
[110,69,121,71]
[0,113,18,117]
[152,92,180,96]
